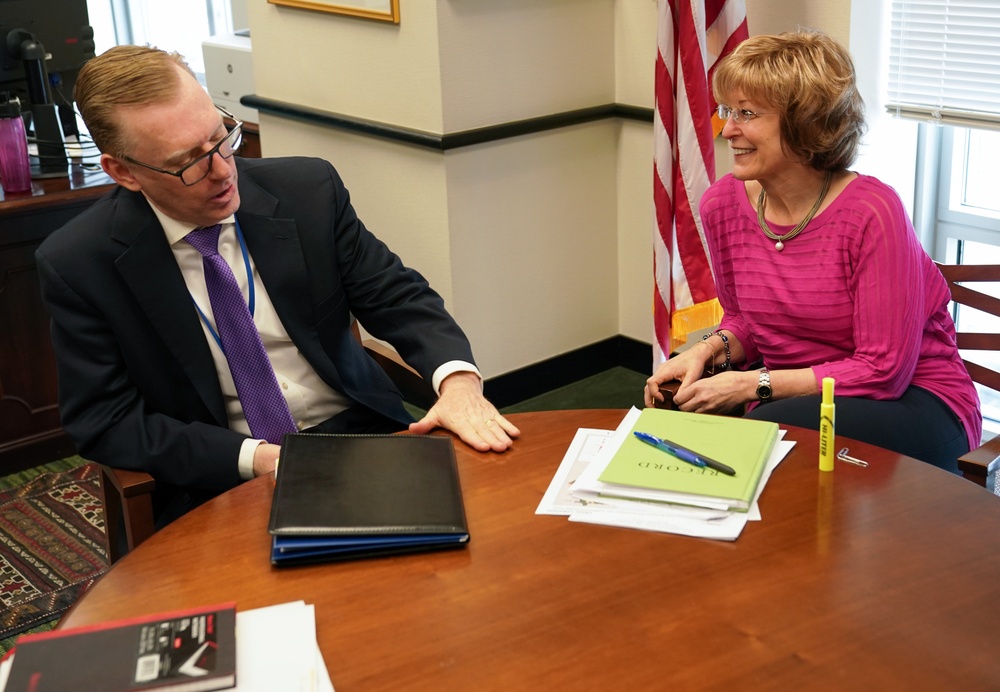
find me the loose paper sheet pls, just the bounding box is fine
[235,600,334,692]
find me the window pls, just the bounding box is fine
[887,0,1000,441]
[887,0,1000,130]
[917,127,1000,441]
[933,126,1000,257]
[86,0,234,80]
[958,130,1000,219]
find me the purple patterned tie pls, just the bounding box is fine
[185,225,297,444]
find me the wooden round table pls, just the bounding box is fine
[62,410,1000,689]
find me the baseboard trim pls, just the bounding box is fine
[483,336,652,409]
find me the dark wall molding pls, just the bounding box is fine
[241,94,653,151]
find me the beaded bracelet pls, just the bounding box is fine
[714,330,731,372]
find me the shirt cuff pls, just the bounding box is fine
[431,360,482,396]
[239,438,265,481]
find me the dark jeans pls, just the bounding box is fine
[744,385,969,474]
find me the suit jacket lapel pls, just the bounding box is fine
[236,176,325,352]
[112,194,228,425]
[236,175,347,393]
[236,213,311,332]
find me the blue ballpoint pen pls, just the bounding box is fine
[633,431,737,476]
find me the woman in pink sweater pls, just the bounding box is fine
[644,31,980,472]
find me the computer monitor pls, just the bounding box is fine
[0,0,95,176]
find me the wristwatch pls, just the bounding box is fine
[756,369,773,402]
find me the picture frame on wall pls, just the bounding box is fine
[267,0,399,23]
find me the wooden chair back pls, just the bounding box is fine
[937,263,1000,486]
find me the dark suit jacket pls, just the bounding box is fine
[36,157,474,496]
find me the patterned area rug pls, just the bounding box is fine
[0,463,108,640]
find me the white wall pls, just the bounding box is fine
[614,1,657,344]
[747,1,850,37]
[445,124,619,375]
[617,119,656,341]
[250,2,444,132]
[614,0,656,108]
[248,0,625,378]
[247,0,884,379]
[436,0,615,131]
[230,0,250,31]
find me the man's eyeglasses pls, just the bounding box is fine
[121,105,243,186]
[716,104,773,124]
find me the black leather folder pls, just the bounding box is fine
[268,433,469,565]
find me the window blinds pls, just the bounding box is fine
[887,0,1000,129]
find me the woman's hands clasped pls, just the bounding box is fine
[644,341,753,414]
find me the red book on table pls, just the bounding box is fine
[4,602,237,691]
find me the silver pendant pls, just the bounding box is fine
[775,241,784,251]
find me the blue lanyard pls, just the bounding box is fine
[191,219,255,352]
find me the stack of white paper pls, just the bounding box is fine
[535,408,795,541]
[235,600,334,691]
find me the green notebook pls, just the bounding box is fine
[597,408,779,511]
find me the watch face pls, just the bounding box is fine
[757,370,772,400]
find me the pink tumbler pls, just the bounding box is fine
[0,92,32,195]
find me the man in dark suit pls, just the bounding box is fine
[36,45,518,523]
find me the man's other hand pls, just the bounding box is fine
[408,371,520,452]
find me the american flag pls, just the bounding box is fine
[653,0,748,364]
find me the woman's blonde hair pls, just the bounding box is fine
[75,45,195,157]
[712,30,866,171]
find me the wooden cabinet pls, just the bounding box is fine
[0,169,115,471]
[239,121,261,158]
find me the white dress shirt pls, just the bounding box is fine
[149,204,479,480]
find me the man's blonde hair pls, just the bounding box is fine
[75,45,195,157]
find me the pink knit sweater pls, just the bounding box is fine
[701,173,982,449]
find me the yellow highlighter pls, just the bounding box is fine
[819,377,835,472]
